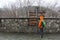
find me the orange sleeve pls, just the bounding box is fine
[38,21,42,28]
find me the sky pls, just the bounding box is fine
[0,0,60,8]
[0,0,16,8]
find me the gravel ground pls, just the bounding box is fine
[0,33,60,40]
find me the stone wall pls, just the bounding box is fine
[0,19,60,33]
[0,6,60,33]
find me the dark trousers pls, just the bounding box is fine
[40,28,43,38]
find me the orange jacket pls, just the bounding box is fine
[38,15,44,28]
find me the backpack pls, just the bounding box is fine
[42,21,46,28]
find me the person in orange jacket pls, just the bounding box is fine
[38,15,44,38]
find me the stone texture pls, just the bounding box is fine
[0,6,60,33]
[0,19,60,33]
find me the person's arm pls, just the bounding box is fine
[38,21,42,28]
